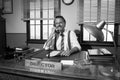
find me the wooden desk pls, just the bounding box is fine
[0,50,119,80]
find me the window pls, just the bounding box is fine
[79,0,120,46]
[22,0,61,44]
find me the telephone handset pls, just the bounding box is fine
[53,27,64,35]
[55,29,60,34]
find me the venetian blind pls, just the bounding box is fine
[115,0,120,23]
[84,0,97,22]
[22,0,60,21]
[101,0,115,22]
[82,0,120,23]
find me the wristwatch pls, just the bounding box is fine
[62,0,74,5]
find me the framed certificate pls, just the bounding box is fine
[0,0,3,9]
[3,0,13,14]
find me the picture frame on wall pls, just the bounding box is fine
[0,0,3,9]
[2,0,13,14]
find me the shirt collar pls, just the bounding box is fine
[59,29,67,36]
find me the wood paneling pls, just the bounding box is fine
[0,17,6,56]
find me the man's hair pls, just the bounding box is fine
[54,15,66,24]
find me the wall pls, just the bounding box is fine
[3,0,26,33]
[61,0,80,31]
[3,0,120,48]
[3,0,26,48]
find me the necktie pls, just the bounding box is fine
[61,35,64,50]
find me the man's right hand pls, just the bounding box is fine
[60,50,71,56]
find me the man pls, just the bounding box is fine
[43,16,81,56]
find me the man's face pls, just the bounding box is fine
[54,18,66,33]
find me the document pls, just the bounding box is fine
[46,50,61,57]
[99,48,111,55]
[88,49,102,55]
[60,60,74,65]
[88,48,112,55]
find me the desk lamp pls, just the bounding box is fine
[84,21,117,47]
[84,21,106,42]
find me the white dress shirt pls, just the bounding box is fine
[43,30,81,51]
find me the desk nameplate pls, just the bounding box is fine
[25,58,62,71]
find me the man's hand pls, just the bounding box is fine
[60,50,71,56]
[60,47,80,56]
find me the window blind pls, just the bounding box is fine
[101,0,115,22]
[84,0,97,22]
[22,0,60,21]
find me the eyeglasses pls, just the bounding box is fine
[55,22,63,27]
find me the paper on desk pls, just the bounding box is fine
[34,48,41,52]
[46,51,61,57]
[99,48,111,54]
[60,60,74,65]
[88,49,101,55]
[88,48,112,55]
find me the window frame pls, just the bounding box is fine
[23,0,61,44]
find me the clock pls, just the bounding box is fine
[62,0,74,5]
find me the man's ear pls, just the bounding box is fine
[54,24,55,27]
